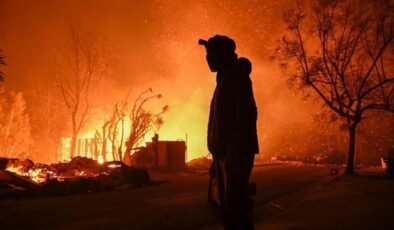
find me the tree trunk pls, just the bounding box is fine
[70,133,77,159]
[102,141,107,162]
[111,122,118,161]
[118,119,125,161]
[102,132,107,163]
[111,144,117,161]
[93,138,99,160]
[345,124,357,174]
[70,112,78,159]
[123,134,134,163]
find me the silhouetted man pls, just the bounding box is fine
[199,35,259,229]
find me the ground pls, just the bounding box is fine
[0,165,393,230]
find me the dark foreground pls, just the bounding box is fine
[0,165,392,230]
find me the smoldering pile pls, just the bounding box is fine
[0,157,151,199]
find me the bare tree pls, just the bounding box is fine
[57,24,109,159]
[99,102,126,162]
[95,91,129,162]
[275,0,394,174]
[109,99,128,161]
[124,89,168,161]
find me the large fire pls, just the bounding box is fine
[5,162,57,184]
[1,157,153,199]
[0,0,392,167]
[4,158,132,185]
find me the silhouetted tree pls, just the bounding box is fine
[109,97,129,161]
[275,0,394,174]
[100,101,127,162]
[95,92,129,162]
[123,89,168,162]
[57,23,109,159]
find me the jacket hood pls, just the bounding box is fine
[236,57,252,76]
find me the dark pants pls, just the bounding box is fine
[210,150,255,229]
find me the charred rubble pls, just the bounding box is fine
[0,157,151,199]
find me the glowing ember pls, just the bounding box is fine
[5,165,47,184]
[5,165,25,176]
[107,163,121,169]
[4,157,106,184]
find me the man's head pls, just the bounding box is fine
[199,35,237,72]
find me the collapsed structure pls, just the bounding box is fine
[126,134,186,171]
[0,134,187,199]
[61,134,187,171]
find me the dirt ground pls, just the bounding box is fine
[0,165,391,230]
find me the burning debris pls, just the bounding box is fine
[0,157,151,199]
[187,157,212,170]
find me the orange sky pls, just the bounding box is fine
[1,0,391,162]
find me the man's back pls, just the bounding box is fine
[208,57,258,157]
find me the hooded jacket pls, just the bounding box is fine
[208,57,259,158]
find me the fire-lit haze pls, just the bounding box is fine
[0,0,392,163]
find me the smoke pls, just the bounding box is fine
[0,0,392,163]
